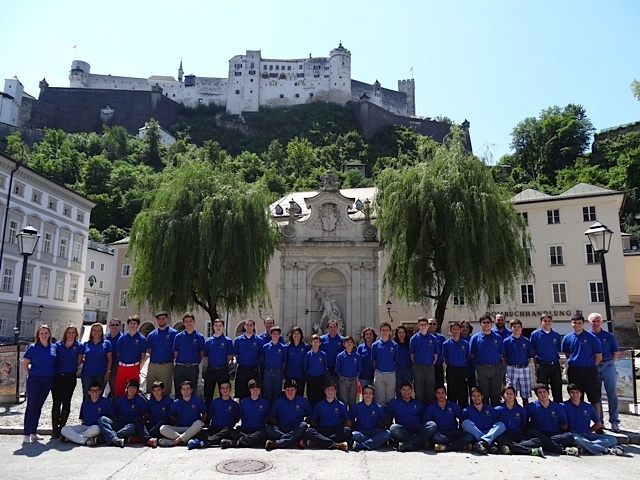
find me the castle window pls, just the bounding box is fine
[279,74,286,79]
[314,74,320,78]
[235,90,240,94]
[324,75,329,78]
[279,94,284,99]
[295,93,300,98]
[287,66,291,70]
[250,79,254,82]
[309,93,314,98]
[264,65,268,70]
[262,73,269,79]
[313,65,321,70]
[235,72,242,76]
[297,73,304,78]
[270,73,277,78]
[299,65,303,70]
[269,65,273,70]
[276,65,279,71]
[294,83,297,86]
[249,70,255,75]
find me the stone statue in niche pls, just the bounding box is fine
[316,287,345,334]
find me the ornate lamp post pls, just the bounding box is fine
[14,225,40,403]
[584,221,614,332]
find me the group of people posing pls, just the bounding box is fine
[20,310,624,457]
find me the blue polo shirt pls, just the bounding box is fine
[503,335,532,366]
[116,393,148,423]
[350,400,386,431]
[442,337,469,367]
[169,395,207,426]
[239,396,269,431]
[24,342,56,376]
[469,331,504,365]
[209,397,240,428]
[80,396,114,426]
[372,338,398,372]
[312,398,349,427]
[495,402,527,434]
[396,343,412,369]
[54,340,83,374]
[357,343,375,381]
[409,331,439,364]
[526,400,567,435]
[304,349,328,376]
[204,334,233,367]
[384,397,425,427]
[433,332,446,365]
[320,333,344,368]
[562,400,600,434]
[173,329,205,364]
[530,328,561,362]
[592,330,618,361]
[148,394,173,423]
[335,350,361,378]
[82,339,112,377]
[233,334,261,366]
[263,341,286,370]
[562,330,603,367]
[117,332,147,364]
[106,331,122,363]
[257,331,285,346]
[269,395,313,431]
[463,404,498,432]
[492,326,512,340]
[423,400,463,431]
[284,342,308,379]
[146,326,178,363]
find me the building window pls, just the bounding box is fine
[263,65,267,71]
[122,264,131,277]
[32,192,41,204]
[119,290,129,308]
[269,65,273,71]
[551,283,568,304]
[39,274,49,297]
[24,271,32,295]
[547,209,560,224]
[8,220,18,245]
[0,318,5,335]
[585,244,600,264]
[309,93,314,98]
[520,212,528,226]
[86,297,90,305]
[100,263,105,271]
[520,284,535,304]
[59,238,68,258]
[13,184,24,197]
[48,198,57,211]
[549,245,564,266]
[69,280,78,302]
[235,90,240,94]
[97,299,102,307]
[583,206,596,222]
[492,294,501,306]
[43,232,53,254]
[234,72,242,76]
[90,260,95,269]
[2,267,14,292]
[589,281,604,303]
[77,212,85,222]
[63,205,71,217]
[453,291,465,306]
[295,93,300,98]
[99,280,104,288]
[55,278,65,300]
[72,242,81,262]
[275,65,279,71]
[279,94,284,98]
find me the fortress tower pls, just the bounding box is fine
[178,59,184,82]
[69,60,91,88]
[398,79,415,116]
[328,42,351,104]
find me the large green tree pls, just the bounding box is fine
[128,158,279,320]
[376,129,532,330]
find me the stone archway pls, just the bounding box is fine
[140,322,155,337]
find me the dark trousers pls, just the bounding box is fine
[230,427,267,447]
[435,364,445,389]
[535,360,563,402]
[306,374,326,408]
[266,422,309,447]
[304,425,352,449]
[205,425,234,445]
[204,365,230,409]
[52,372,76,433]
[24,375,53,435]
[234,364,259,399]
[496,431,542,455]
[432,428,475,451]
[146,419,171,438]
[527,428,574,454]
[446,366,469,408]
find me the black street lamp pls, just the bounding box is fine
[585,221,614,333]
[14,225,40,403]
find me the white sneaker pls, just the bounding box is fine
[31,434,44,441]
[158,438,174,447]
[608,446,624,456]
[23,435,33,444]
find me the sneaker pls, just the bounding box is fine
[473,441,488,454]
[158,438,174,448]
[396,442,409,452]
[353,441,365,452]
[608,446,624,456]
[610,424,621,433]
[434,444,446,452]
[112,438,125,448]
[265,440,278,451]
[488,443,499,454]
[333,442,348,452]
[23,435,33,444]
[499,445,511,455]
[220,439,237,448]
[127,435,142,445]
[564,447,579,456]
[86,437,99,447]
[31,434,44,441]
[146,438,158,448]
[187,439,204,450]
[531,447,545,457]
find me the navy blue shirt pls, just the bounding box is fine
[304,349,328,376]
[116,393,148,423]
[148,394,173,424]
[239,396,269,430]
[442,337,469,368]
[530,328,561,362]
[80,396,114,426]
[357,343,375,381]
[433,332,446,366]
[169,395,207,426]
[526,400,567,435]
[209,397,240,428]
[257,331,285,346]
[562,330,603,367]
[54,340,83,374]
[384,398,425,427]
[146,326,178,363]
[82,339,112,377]
[204,334,233,367]
[173,329,205,364]
[335,350,361,378]
[263,341,286,370]
[320,333,344,368]
[423,400,463,430]
[312,398,349,427]
[469,332,504,365]
[463,404,498,432]
[409,332,439,364]
[24,342,56,376]
[495,402,527,434]
[284,342,308,379]
[350,400,386,431]
[233,334,261,366]
[592,329,618,361]
[117,332,147,364]
[269,395,313,431]
[562,400,600,434]
[372,338,398,372]
[503,335,532,366]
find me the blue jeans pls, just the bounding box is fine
[24,375,53,435]
[263,369,284,403]
[390,422,437,450]
[98,416,137,445]
[571,431,617,455]
[431,426,475,451]
[598,360,619,425]
[352,428,392,450]
[461,419,506,444]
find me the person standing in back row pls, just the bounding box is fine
[146,311,177,397]
[530,314,563,403]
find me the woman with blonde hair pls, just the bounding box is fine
[51,324,84,438]
[81,323,112,401]
[22,325,56,444]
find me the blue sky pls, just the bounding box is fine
[1,0,638,162]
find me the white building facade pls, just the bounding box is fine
[83,241,114,325]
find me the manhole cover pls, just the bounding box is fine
[216,459,273,475]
